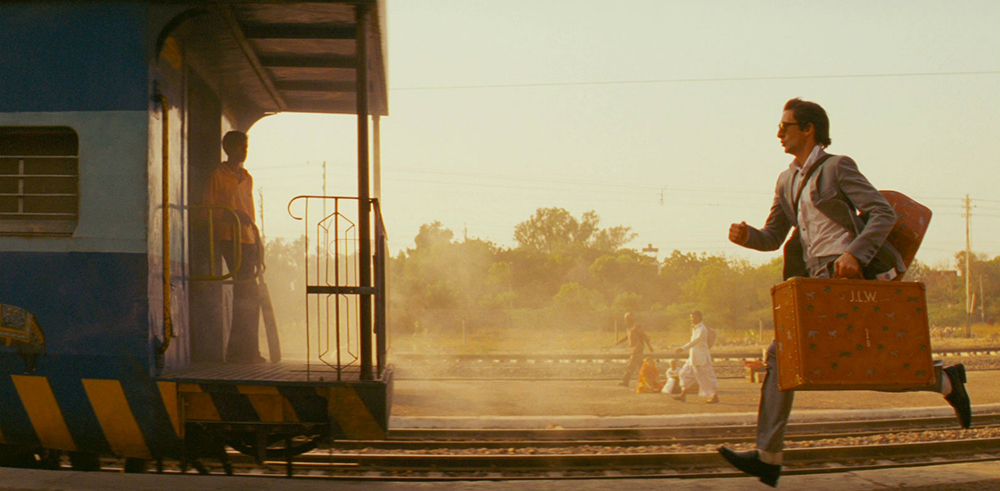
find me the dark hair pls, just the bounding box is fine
[784,98,831,147]
[691,310,702,319]
[222,130,248,152]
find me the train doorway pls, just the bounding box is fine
[186,69,228,364]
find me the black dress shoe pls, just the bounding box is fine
[944,364,971,429]
[718,446,781,487]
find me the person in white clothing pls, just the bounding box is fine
[661,359,682,395]
[674,310,719,403]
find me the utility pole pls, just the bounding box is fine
[981,276,986,324]
[963,194,972,338]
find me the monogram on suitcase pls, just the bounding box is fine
[771,277,934,391]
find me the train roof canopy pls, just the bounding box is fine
[165,1,388,120]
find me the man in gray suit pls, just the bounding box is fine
[719,98,971,487]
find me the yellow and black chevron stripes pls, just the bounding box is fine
[81,379,151,459]
[179,384,301,423]
[238,385,300,423]
[176,383,220,422]
[10,375,76,451]
[8,375,164,458]
[157,381,181,437]
[327,386,385,440]
[5,375,389,455]
[176,383,387,439]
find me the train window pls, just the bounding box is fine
[0,127,79,236]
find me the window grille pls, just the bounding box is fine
[0,127,79,236]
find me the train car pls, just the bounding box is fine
[0,1,391,472]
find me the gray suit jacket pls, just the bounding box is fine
[743,152,905,279]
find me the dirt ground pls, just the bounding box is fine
[391,370,999,418]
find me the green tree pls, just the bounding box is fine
[552,282,605,311]
[413,221,454,252]
[389,222,501,334]
[496,247,574,308]
[682,255,780,329]
[656,250,713,306]
[514,208,635,254]
[611,292,643,314]
[482,261,516,309]
[589,251,659,306]
[507,208,638,308]
[514,207,583,254]
[951,251,1000,325]
[261,236,307,328]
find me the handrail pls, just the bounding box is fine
[287,194,355,222]
[189,204,243,282]
[373,198,387,378]
[287,195,387,381]
[157,92,173,354]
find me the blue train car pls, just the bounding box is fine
[0,1,391,471]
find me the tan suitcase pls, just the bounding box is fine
[771,277,934,391]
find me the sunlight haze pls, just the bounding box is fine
[245,0,1000,269]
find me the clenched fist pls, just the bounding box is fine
[729,221,749,245]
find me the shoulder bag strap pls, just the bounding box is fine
[792,154,835,215]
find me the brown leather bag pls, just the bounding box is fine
[782,186,930,281]
[880,190,932,270]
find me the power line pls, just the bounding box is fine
[914,196,977,202]
[390,70,1000,91]
[252,162,317,170]
[261,162,991,209]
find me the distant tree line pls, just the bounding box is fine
[387,207,1000,337]
[262,207,1000,345]
[388,207,782,336]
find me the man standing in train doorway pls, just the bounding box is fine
[204,130,264,363]
[719,98,971,487]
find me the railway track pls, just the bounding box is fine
[188,435,1000,481]
[392,346,1000,365]
[392,348,1000,380]
[92,413,999,481]
[347,413,1000,449]
[260,438,1000,477]
[29,411,1000,480]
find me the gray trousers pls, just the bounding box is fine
[759,258,947,451]
[756,339,945,452]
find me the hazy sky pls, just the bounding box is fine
[247,0,1000,268]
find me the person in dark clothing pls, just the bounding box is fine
[612,312,654,387]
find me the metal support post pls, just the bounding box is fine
[356,4,373,380]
